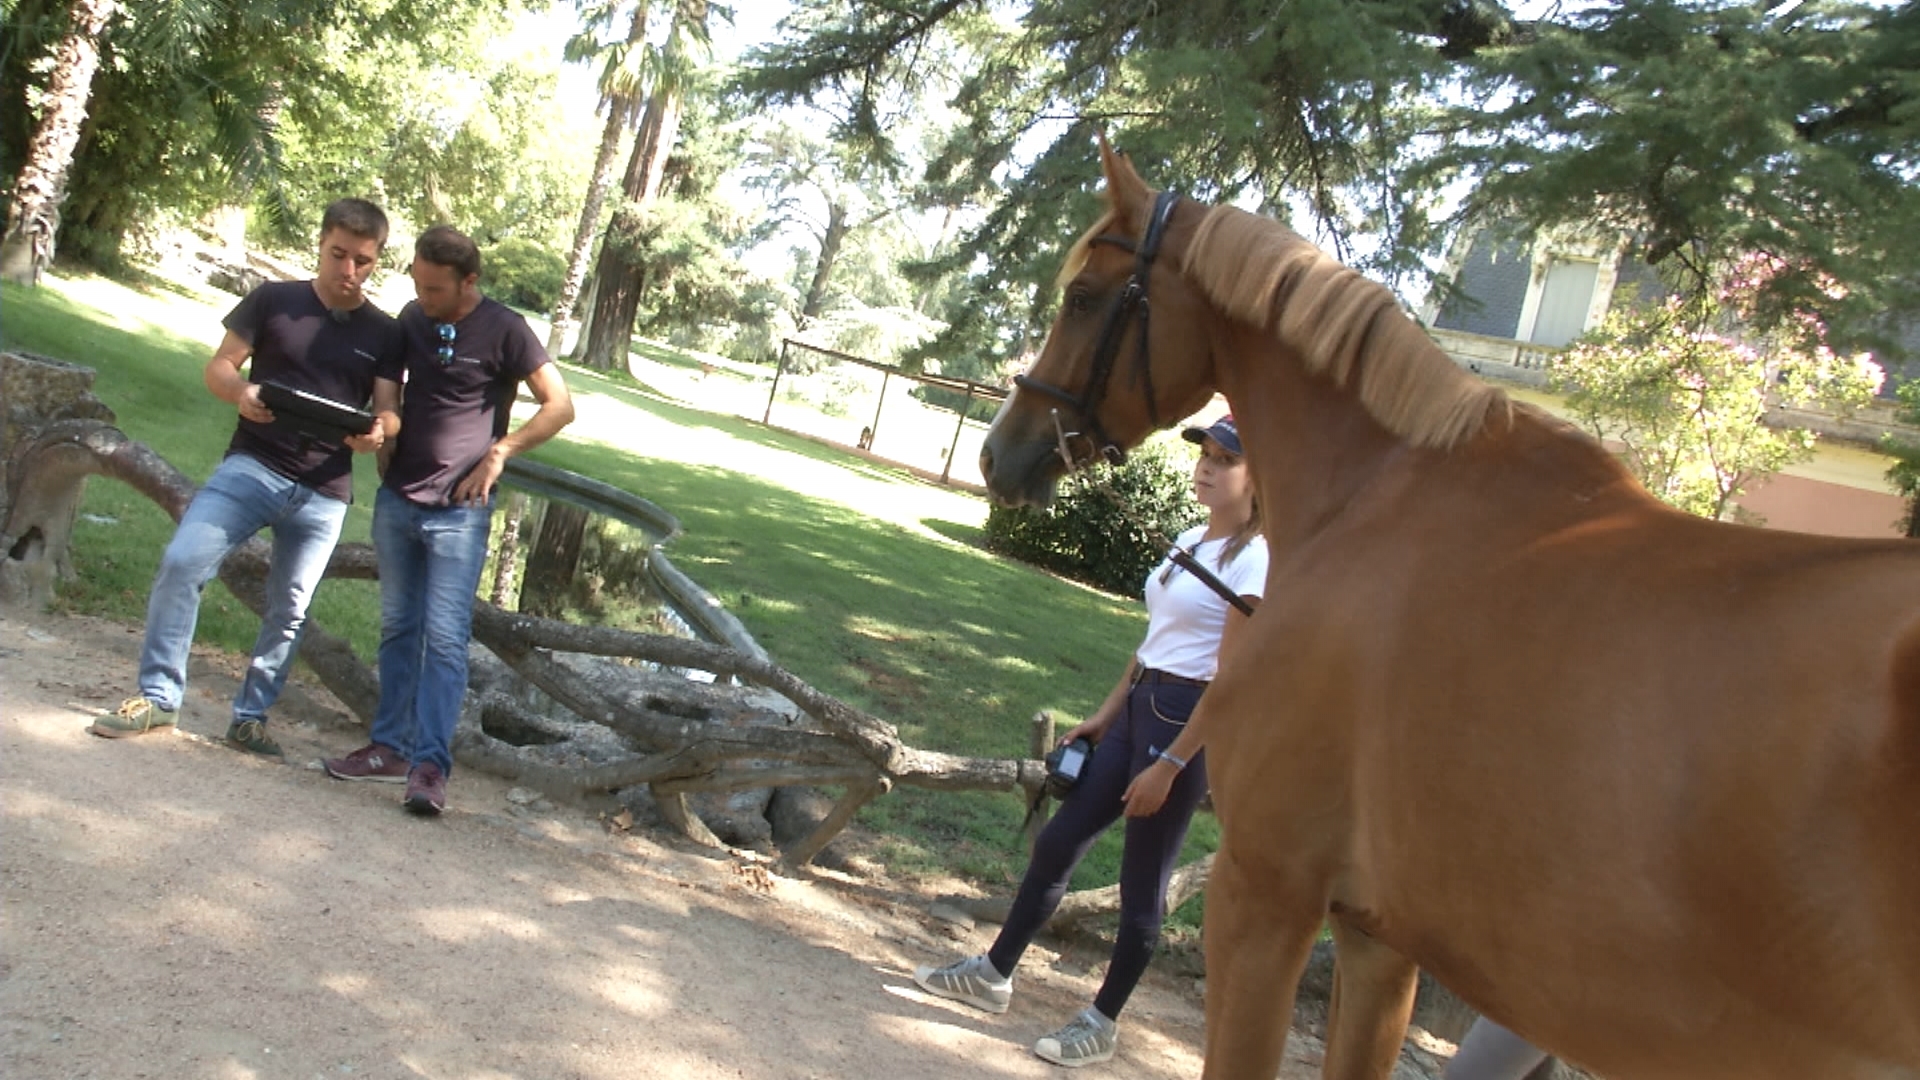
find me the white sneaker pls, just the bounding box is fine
[1033,1006,1118,1067]
[912,953,1013,1014]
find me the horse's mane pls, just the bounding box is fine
[1180,203,1511,450]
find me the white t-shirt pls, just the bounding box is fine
[1134,525,1270,680]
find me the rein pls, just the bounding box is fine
[1079,466,1257,617]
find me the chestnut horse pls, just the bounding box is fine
[980,140,1920,1080]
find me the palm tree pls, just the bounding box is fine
[545,0,660,357]
[574,0,713,371]
[3,0,314,278]
[1,0,118,284]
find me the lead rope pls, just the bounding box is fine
[1042,408,1255,616]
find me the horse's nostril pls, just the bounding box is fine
[980,446,995,474]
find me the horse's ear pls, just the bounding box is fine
[1096,132,1154,231]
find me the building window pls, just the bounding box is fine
[1527,258,1601,347]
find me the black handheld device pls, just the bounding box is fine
[1043,736,1095,799]
[257,381,375,444]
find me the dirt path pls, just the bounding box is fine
[3,608,1425,1080]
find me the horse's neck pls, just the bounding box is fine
[1213,329,1650,552]
[1213,329,1405,552]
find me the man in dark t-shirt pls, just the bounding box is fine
[323,225,573,814]
[91,198,405,757]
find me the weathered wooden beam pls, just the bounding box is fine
[783,776,890,869]
[947,853,1216,931]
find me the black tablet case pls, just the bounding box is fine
[258,381,375,442]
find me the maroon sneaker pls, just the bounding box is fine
[323,743,408,784]
[403,763,447,816]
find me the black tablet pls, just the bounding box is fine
[258,380,375,442]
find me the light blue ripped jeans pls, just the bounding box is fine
[137,453,348,722]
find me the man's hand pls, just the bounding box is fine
[345,407,397,456]
[237,382,274,425]
[343,426,384,454]
[452,445,506,506]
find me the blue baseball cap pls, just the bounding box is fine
[1181,415,1242,455]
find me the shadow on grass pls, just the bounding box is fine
[540,437,1144,756]
[1,278,228,464]
[554,360,667,401]
[628,337,773,379]
[567,366,946,491]
[921,518,985,548]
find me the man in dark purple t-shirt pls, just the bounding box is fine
[324,225,573,814]
[93,198,405,758]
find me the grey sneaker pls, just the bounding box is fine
[912,953,1012,1014]
[89,696,179,738]
[224,720,283,758]
[1033,1006,1118,1068]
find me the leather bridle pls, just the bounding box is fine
[1013,189,1181,471]
[1009,189,1253,617]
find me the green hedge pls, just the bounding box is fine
[983,434,1203,598]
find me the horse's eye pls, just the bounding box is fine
[1067,288,1091,315]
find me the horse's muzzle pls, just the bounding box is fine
[979,435,1064,508]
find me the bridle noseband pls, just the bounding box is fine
[1014,189,1181,471]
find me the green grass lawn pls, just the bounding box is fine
[1,270,1219,922]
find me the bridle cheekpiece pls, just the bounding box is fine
[1014,189,1181,472]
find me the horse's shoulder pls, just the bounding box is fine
[1894,615,1920,744]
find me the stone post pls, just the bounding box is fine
[1,350,116,606]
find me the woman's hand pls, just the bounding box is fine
[1122,759,1178,818]
[1060,713,1113,747]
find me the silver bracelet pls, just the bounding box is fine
[1154,747,1188,771]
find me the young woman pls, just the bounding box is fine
[915,415,1266,1068]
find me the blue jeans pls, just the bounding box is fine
[368,485,492,775]
[138,453,349,721]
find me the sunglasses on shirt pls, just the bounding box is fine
[435,322,456,367]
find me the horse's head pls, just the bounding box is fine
[980,138,1220,507]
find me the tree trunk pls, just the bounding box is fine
[575,0,702,372]
[547,108,628,360]
[546,2,651,359]
[518,499,589,618]
[488,491,529,607]
[0,0,119,285]
[2,417,169,608]
[799,200,849,326]
[578,228,652,373]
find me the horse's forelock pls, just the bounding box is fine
[1054,208,1125,292]
[1180,204,1510,449]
